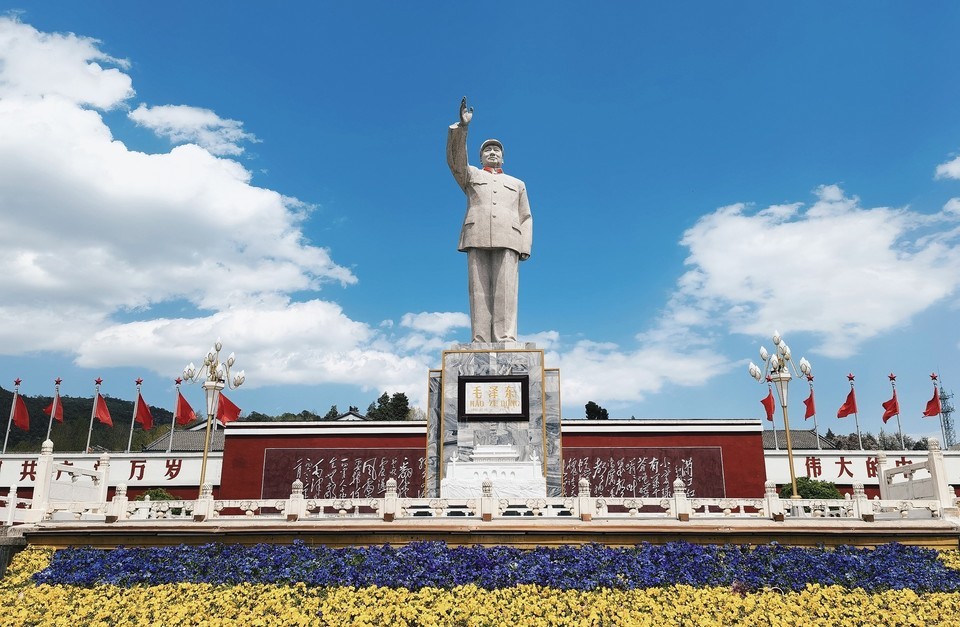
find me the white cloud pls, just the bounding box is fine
[658,185,960,358]
[0,17,132,109]
[936,155,960,180]
[400,311,470,335]
[549,340,730,409]
[129,104,259,156]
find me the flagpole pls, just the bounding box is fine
[168,379,181,454]
[3,379,21,454]
[772,410,779,450]
[806,375,821,450]
[126,379,140,453]
[890,376,905,450]
[848,376,863,450]
[46,378,61,441]
[85,378,102,453]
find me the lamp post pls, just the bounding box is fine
[748,331,812,499]
[182,339,245,497]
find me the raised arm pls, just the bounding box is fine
[447,97,472,190]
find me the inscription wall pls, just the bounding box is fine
[562,447,725,498]
[262,448,425,499]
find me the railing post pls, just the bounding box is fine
[96,454,111,507]
[852,481,874,522]
[3,486,16,526]
[876,451,890,500]
[285,479,306,522]
[925,438,958,517]
[106,484,129,523]
[765,480,785,521]
[577,478,593,521]
[672,479,691,522]
[193,483,215,522]
[480,479,496,522]
[24,440,54,523]
[383,478,397,522]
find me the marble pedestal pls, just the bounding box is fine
[425,343,562,498]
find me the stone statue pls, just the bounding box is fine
[447,97,533,343]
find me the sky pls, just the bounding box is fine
[1,3,959,443]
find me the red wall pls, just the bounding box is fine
[220,422,427,500]
[561,427,766,498]
[218,421,767,500]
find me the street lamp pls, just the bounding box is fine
[748,331,812,500]
[182,339,245,497]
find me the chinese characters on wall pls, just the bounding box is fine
[262,448,426,499]
[561,447,725,498]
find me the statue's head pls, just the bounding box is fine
[480,139,503,169]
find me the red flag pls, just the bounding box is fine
[837,388,858,418]
[760,389,775,422]
[803,389,816,419]
[43,392,63,423]
[12,395,29,431]
[881,390,899,423]
[216,393,241,425]
[94,392,113,427]
[923,385,942,417]
[175,391,196,425]
[135,392,153,430]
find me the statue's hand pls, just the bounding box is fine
[459,96,473,126]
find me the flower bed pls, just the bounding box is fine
[1,543,958,626]
[31,541,960,593]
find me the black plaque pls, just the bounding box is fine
[458,375,529,421]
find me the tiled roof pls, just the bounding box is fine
[762,429,837,450]
[144,429,225,452]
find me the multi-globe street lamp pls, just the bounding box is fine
[748,331,812,500]
[182,339,244,497]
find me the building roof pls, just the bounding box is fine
[762,429,836,450]
[143,429,225,452]
[335,409,367,421]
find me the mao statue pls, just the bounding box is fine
[446,97,533,343]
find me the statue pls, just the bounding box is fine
[447,97,533,343]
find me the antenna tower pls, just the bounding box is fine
[941,386,955,448]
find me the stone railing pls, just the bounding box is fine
[877,438,958,517]
[9,440,958,525]
[72,476,947,524]
[0,486,32,526]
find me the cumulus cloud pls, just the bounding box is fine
[0,18,132,108]
[129,104,259,156]
[936,155,960,180]
[543,184,960,410]
[400,311,470,335]
[653,184,960,358]
[0,17,483,409]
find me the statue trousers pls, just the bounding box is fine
[467,247,519,343]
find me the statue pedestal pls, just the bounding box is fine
[425,343,562,498]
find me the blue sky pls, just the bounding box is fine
[1,4,959,442]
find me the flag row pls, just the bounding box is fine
[760,373,943,422]
[4,378,242,434]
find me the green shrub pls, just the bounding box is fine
[779,477,842,499]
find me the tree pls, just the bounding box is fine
[323,405,340,420]
[585,401,609,420]
[779,477,842,500]
[366,392,409,421]
[388,392,410,421]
